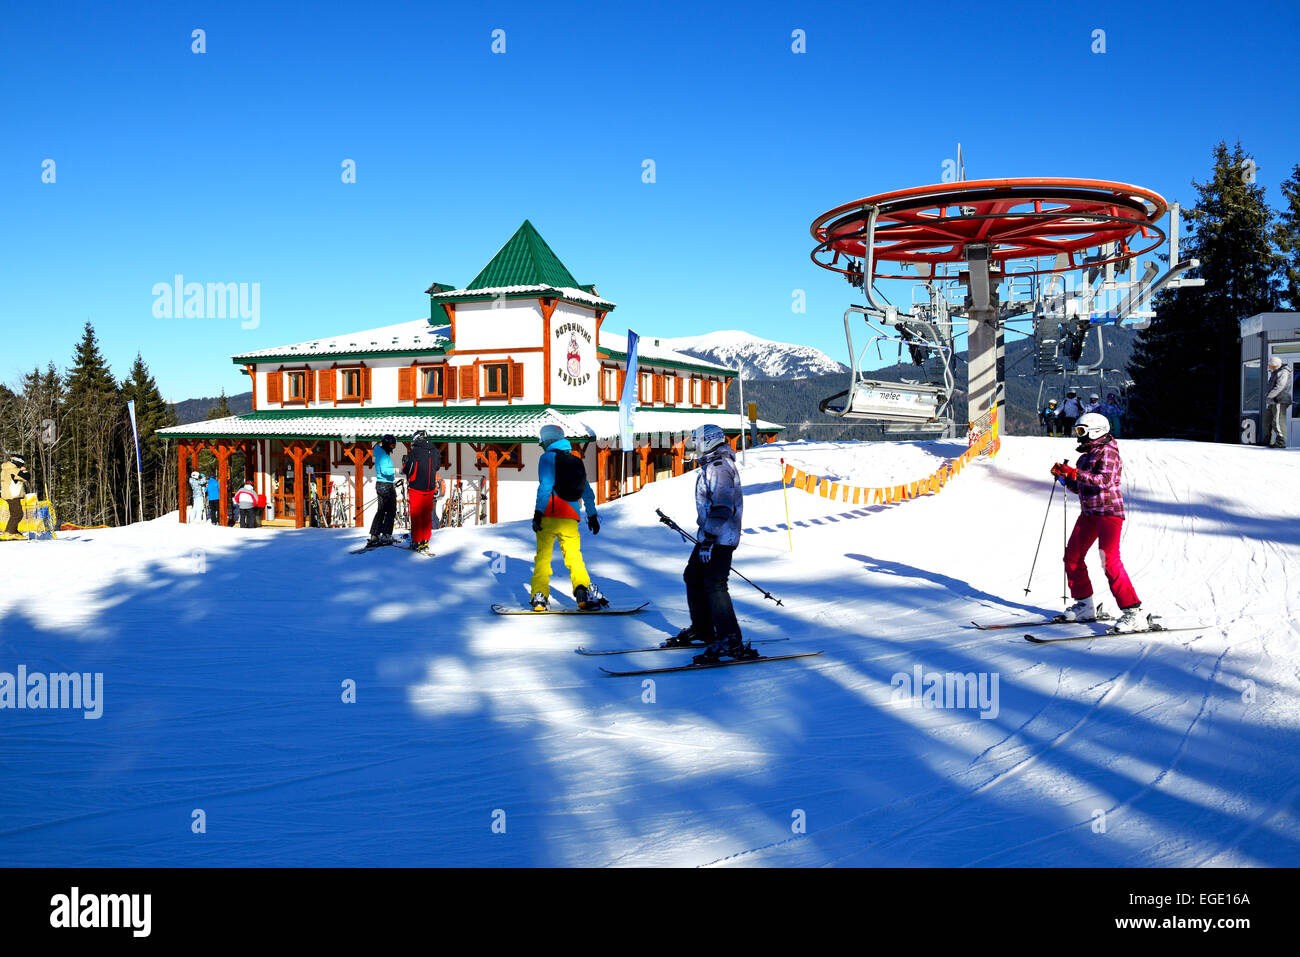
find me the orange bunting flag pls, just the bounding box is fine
[783,464,795,485]
[819,480,829,498]
[804,475,817,495]
[852,487,860,504]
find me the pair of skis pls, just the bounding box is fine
[973,608,1204,643]
[492,600,823,676]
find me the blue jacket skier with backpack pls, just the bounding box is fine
[529,424,603,611]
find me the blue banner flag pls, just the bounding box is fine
[618,331,639,450]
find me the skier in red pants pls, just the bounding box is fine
[401,430,443,553]
[1049,412,1146,632]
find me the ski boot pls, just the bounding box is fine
[693,635,759,665]
[1110,605,1149,633]
[662,627,707,649]
[574,582,609,611]
[530,592,549,612]
[413,540,431,554]
[380,533,394,545]
[1057,595,1096,623]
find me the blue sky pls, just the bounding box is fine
[2,0,1297,401]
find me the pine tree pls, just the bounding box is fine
[120,353,177,520]
[63,322,123,524]
[1275,163,1300,311]
[1127,141,1281,441]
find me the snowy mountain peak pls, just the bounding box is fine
[661,330,848,380]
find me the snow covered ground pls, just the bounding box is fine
[1,436,1298,866]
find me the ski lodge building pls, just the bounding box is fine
[160,222,782,528]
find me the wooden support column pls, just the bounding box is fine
[638,446,651,488]
[671,439,685,477]
[340,443,372,528]
[214,441,234,527]
[177,440,189,523]
[596,446,611,504]
[285,441,312,528]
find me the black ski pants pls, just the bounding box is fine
[370,481,396,537]
[684,542,741,641]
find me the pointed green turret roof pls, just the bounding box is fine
[466,220,581,290]
[428,219,616,311]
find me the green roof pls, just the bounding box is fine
[465,220,581,291]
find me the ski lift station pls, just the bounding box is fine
[808,168,1204,436]
[1240,311,1300,448]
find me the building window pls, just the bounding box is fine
[483,363,510,398]
[341,369,362,400]
[639,371,653,404]
[288,371,306,400]
[1242,359,1261,414]
[421,366,445,400]
[690,376,701,406]
[601,367,618,403]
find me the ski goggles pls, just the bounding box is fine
[1073,425,1090,437]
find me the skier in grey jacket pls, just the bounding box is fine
[1265,356,1292,448]
[667,424,755,664]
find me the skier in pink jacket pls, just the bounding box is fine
[1050,412,1146,632]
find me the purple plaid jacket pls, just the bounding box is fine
[1067,435,1124,518]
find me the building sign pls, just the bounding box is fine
[555,321,591,386]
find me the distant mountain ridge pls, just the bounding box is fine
[664,330,849,380]
[169,392,253,425]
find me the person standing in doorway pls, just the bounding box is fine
[1265,356,1292,448]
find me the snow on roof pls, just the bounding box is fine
[232,319,450,361]
[158,407,780,441]
[429,284,616,310]
[597,331,735,374]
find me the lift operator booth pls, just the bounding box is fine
[1240,311,1299,448]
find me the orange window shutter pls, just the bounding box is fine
[654,373,664,403]
[267,371,282,405]
[460,365,476,400]
[617,369,626,398]
[318,369,333,402]
[398,367,414,402]
[445,365,458,400]
[305,370,316,402]
[511,361,524,398]
[361,366,372,402]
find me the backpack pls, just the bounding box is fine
[551,450,587,502]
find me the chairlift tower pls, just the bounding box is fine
[809,177,1204,435]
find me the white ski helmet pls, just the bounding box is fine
[1074,412,1110,441]
[538,424,564,449]
[690,423,727,456]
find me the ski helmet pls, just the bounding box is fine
[1089,394,1099,401]
[1066,389,1077,397]
[690,423,727,456]
[190,470,200,479]
[1047,399,1058,406]
[1074,412,1110,441]
[411,429,428,444]
[10,453,24,467]
[538,424,564,449]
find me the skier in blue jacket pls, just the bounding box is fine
[529,423,603,611]
[205,474,220,524]
[367,434,398,546]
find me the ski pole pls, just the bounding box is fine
[779,457,793,552]
[1062,473,1069,605]
[1022,476,1058,595]
[655,508,784,606]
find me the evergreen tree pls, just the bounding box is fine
[1128,141,1281,441]
[1275,163,1300,311]
[63,322,123,524]
[120,353,177,520]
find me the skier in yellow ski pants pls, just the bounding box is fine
[529,424,603,611]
